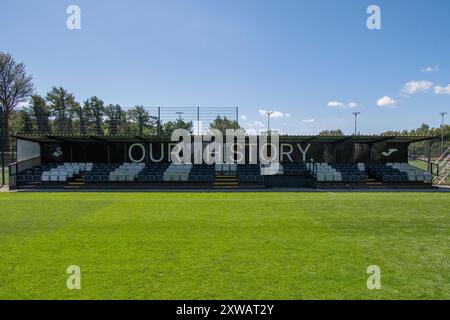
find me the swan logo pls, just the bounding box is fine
[52,147,63,158]
[381,148,398,157]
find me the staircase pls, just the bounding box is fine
[433,147,450,185]
[66,174,85,189]
[213,174,238,189]
[365,177,383,187]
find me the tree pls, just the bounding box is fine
[209,116,242,135]
[46,87,78,134]
[0,52,34,150]
[104,104,125,135]
[19,109,33,133]
[78,102,87,135]
[162,119,193,135]
[127,105,157,135]
[8,108,33,134]
[89,96,105,135]
[30,95,51,134]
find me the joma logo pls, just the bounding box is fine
[381,148,398,157]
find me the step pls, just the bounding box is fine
[213,185,238,189]
[214,182,238,186]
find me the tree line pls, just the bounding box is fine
[8,89,243,136]
[10,87,166,136]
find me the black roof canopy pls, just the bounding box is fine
[14,133,438,144]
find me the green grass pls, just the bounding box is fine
[409,160,429,171]
[0,192,449,300]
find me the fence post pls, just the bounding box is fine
[0,106,4,186]
[157,106,161,135]
[197,106,200,135]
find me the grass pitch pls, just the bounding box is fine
[0,192,449,300]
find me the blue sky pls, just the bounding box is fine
[1,0,449,134]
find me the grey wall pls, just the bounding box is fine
[17,139,40,161]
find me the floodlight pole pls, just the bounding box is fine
[353,112,360,136]
[440,112,447,156]
[266,111,274,134]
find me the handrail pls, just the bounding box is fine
[8,154,41,188]
[436,146,450,162]
[438,155,450,168]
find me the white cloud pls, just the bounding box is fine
[402,80,433,95]
[377,96,396,107]
[253,121,264,128]
[434,84,450,95]
[327,101,344,108]
[302,119,315,123]
[421,66,439,73]
[328,101,360,109]
[241,115,247,121]
[245,120,264,128]
[258,109,290,119]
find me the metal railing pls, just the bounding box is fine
[433,147,450,185]
[8,155,41,188]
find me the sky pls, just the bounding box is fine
[1,0,449,135]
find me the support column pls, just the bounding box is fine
[107,143,111,164]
